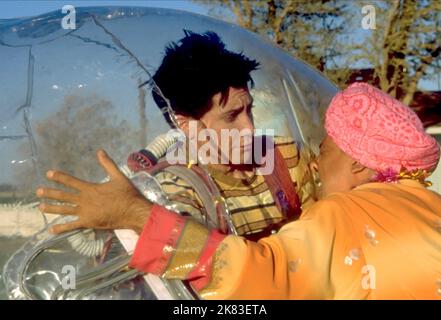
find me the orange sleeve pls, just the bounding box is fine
[130,199,354,300]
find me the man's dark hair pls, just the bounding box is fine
[152,30,260,126]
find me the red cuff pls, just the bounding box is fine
[129,203,227,290]
[129,204,186,275]
[188,229,226,291]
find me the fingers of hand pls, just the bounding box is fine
[36,187,79,203]
[46,170,88,191]
[38,202,77,215]
[97,149,124,180]
[50,220,83,235]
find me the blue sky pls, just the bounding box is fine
[0,0,209,18]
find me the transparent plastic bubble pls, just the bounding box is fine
[0,6,337,299]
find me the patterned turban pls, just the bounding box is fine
[325,82,440,174]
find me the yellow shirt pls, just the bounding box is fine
[154,136,316,235]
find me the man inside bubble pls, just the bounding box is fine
[36,30,318,240]
[36,31,441,299]
[143,30,317,239]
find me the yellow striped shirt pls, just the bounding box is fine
[153,136,317,236]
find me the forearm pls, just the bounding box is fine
[129,204,226,285]
[128,203,293,299]
[127,198,152,234]
[129,198,340,300]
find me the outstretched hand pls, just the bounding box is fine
[36,149,152,235]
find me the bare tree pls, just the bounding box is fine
[198,0,352,85]
[198,0,441,106]
[357,0,441,105]
[14,94,139,196]
[138,78,148,148]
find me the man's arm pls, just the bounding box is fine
[129,204,226,293]
[129,198,344,299]
[35,148,344,299]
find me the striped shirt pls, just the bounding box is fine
[153,136,317,236]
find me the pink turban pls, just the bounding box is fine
[325,82,440,173]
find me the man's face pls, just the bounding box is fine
[315,135,354,198]
[198,86,255,164]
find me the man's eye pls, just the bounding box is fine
[225,111,239,122]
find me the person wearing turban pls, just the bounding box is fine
[37,82,441,299]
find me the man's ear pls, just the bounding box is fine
[351,161,368,174]
[175,114,206,136]
[175,114,188,128]
[175,114,193,134]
